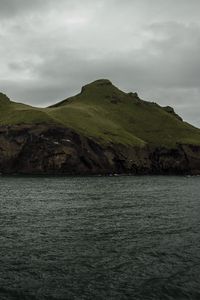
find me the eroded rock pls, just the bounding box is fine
[0,124,199,175]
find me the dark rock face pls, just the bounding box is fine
[0,124,200,175]
[0,93,10,105]
[163,106,183,121]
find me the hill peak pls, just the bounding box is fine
[49,79,128,108]
[85,79,112,87]
[81,79,114,93]
[93,79,113,85]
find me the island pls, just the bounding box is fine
[0,79,200,175]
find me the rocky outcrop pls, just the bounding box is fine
[162,106,183,121]
[0,124,200,175]
[0,93,11,105]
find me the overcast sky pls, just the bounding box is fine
[0,0,200,126]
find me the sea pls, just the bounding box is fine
[0,175,199,300]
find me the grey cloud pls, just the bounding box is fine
[0,0,97,18]
[0,0,48,17]
[0,0,200,127]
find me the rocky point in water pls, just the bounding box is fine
[0,79,200,175]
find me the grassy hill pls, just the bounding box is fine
[1,80,200,147]
[0,92,54,125]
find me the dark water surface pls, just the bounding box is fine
[0,176,200,300]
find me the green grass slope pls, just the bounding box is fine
[1,80,200,147]
[0,92,57,125]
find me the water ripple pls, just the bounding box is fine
[0,176,200,299]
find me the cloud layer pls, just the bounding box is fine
[0,0,200,126]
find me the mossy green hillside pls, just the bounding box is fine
[1,80,200,147]
[0,93,57,125]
